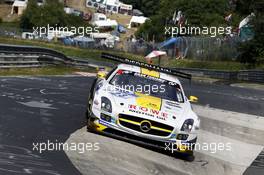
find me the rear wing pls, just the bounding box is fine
[101,53,192,80]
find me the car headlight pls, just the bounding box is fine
[101,97,112,113]
[181,119,194,132]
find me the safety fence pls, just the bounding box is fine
[0,44,263,83]
[175,68,264,83]
[0,44,112,68]
[0,27,240,61]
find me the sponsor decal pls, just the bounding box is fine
[134,72,165,83]
[109,90,136,98]
[99,120,112,127]
[135,93,162,110]
[128,104,168,121]
[140,68,160,78]
[165,101,181,108]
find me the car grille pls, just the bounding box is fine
[118,114,174,137]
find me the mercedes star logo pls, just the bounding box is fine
[140,120,152,132]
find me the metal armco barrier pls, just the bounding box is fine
[0,44,70,61]
[175,68,264,83]
[0,44,108,69]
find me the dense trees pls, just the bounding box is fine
[136,0,230,41]
[20,0,85,29]
[134,0,263,64]
[235,0,264,64]
[122,0,160,17]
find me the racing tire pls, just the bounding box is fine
[183,151,195,162]
[86,97,93,132]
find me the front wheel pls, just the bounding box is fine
[86,97,93,131]
[184,151,195,162]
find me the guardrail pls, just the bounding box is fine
[0,44,112,69]
[0,44,263,83]
[175,68,264,83]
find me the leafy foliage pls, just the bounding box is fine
[236,0,264,65]
[136,0,229,41]
[135,0,263,65]
[20,0,85,29]
[122,0,161,16]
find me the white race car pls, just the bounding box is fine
[86,53,200,157]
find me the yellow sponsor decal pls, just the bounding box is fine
[141,68,160,78]
[135,93,162,111]
[91,120,108,132]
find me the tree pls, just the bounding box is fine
[20,0,40,29]
[136,0,228,41]
[122,0,160,17]
[236,0,264,65]
[20,0,86,30]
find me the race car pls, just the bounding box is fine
[86,53,200,157]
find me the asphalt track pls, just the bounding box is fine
[0,76,263,175]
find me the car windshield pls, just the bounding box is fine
[109,69,184,102]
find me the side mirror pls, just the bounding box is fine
[189,96,198,103]
[97,71,107,79]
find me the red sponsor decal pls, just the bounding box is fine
[117,70,124,75]
[128,104,168,119]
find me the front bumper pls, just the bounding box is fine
[88,113,197,153]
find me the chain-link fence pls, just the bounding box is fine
[0,26,22,38]
[0,26,241,61]
[161,36,241,61]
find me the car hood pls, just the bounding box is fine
[108,90,186,126]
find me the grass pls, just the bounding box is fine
[0,36,263,71]
[0,66,96,76]
[165,59,251,71]
[0,21,20,28]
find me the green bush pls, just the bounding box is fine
[20,0,87,30]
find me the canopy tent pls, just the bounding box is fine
[11,0,28,15]
[128,16,149,28]
[133,9,144,16]
[93,19,118,28]
[159,37,182,48]
[92,13,107,22]
[145,50,167,59]
[239,13,255,41]
[145,50,167,65]
[73,36,95,48]
[90,33,113,39]
[239,13,254,29]
[73,36,95,43]
[159,37,188,59]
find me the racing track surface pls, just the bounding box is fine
[0,76,263,175]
